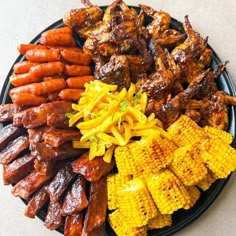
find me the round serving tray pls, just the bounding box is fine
[1,6,236,236]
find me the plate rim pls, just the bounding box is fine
[1,6,236,235]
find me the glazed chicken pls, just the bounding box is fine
[63,0,236,130]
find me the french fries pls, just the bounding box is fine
[68,80,163,162]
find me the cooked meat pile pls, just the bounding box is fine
[64,0,236,129]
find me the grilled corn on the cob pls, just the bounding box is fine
[170,145,207,186]
[167,115,206,147]
[148,213,172,230]
[200,138,236,178]
[115,144,139,177]
[184,186,201,209]
[147,170,190,214]
[107,173,131,210]
[117,178,158,227]
[108,209,147,236]
[197,169,217,191]
[203,126,233,144]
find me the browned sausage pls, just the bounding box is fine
[13,61,39,74]
[10,93,47,106]
[40,33,76,47]
[10,73,41,87]
[30,78,66,96]
[41,27,73,37]
[48,46,82,52]
[66,76,94,88]
[29,61,64,78]
[64,65,91,76]
[25,48,60,62]
[58,88,84,101]
[17,44,47,55]
[60,49,91,65]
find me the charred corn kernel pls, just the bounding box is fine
[107,173,131,210]
[184,186,201,209]
[115,144,139,177]
[117,178,158,227]
[197,169,217,191]
[201,138,236,178]
[148,213,172,229]
[137,135,176,175]
[167,115,206,147]
[170,145,207,186]
[203,126,233,144]
[147,170,190,214]
[108,210,147,236]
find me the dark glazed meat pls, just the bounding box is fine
[62,175,89,216]
[0,124,26,149]
[24,186,49,218]
[44,201,63,230]
[20,101,72,129]
[72,152,115,181]
[95,55,131,90]
[11,169,56,199]
[0,104,22,122]
[64,212,84,236]
[30,142,83,161]
[3,154,35,185]
[0,135,29,164]
[46,163,76,203]
[43,128,81,148]
[82,177,107,235]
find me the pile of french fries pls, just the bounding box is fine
[68,80,163,162]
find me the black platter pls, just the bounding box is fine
[0,6,236,236]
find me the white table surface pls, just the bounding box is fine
[0,0,236,236]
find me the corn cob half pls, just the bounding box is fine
[170,145,208,186]
[197,169,217,191]
[167,115,206,147]
[147,170,190,214]
[203,126,233,144]
[200,138,236,178]
[117,178,158,227]
[148,212,172,230]
[184,186,201,210]
[108,209,147,236]
[107,173,131,210]
[115,144,139,177]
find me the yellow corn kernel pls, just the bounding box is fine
[147,170,190,214]
[148,213,172,230]
[167,115,206,147]
[197,169,217,191]
[107,173,131,210]
[117,178,158,227]
[200,138,236,178]
[114,144,139,177]
[108,210,147,236]
[170,145,207,186]
[203,126,233,144]
[184,186,201,210]
[144,135,177,169]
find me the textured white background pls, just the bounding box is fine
[0,0,236,236]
